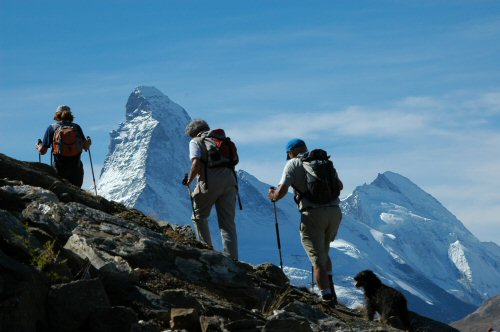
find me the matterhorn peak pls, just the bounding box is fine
[133,85,166,99]
[97,86,192,222]
[125,85,188,122]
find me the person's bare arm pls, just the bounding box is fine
[186,158,202,186]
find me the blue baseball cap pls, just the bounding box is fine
[286,138,306,160]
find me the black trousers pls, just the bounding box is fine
[54,156,84,188]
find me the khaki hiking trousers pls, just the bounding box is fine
[300,205,342,267]
[192,167,238,260]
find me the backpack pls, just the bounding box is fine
[52,123,83,157]
[199,129,239,168]
[296,149,342,204]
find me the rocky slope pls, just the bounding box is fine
[0,152,457,331]
[451,295,500,332]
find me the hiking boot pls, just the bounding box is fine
[321,294,337,308]
[330,288,338,305]
[321,293,334,303]
[329,276,338,305]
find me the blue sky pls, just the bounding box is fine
[1,1,499,244]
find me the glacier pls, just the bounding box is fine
[97,86,500,323]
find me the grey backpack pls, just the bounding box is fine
[297,149,342,204]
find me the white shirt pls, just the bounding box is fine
[189,139,202,160]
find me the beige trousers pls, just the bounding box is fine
[300,205,342,266]
[192,167,238,260]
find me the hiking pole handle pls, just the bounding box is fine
[269,186,277,202]
[86,136,93,150]
[37,139,42,163]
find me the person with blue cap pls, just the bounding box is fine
[268,138,343,306]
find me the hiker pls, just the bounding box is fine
[183,119,239,260]
[36,105,91,188]
[268,138,343,306]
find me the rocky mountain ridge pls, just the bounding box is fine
[451,295,500,332]
[0,153,457,331]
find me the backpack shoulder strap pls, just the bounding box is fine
[297,153,317,177]
[301,161,321,180]
[192,135,204,144]
[193,135,208,156]
[52,123,62,150]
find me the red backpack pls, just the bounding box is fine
[200,129,239,168]
[53,124,83,157]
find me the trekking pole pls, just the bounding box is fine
[311,266,315,289]
[37,139,42,163]
[233,170,243,210]
[270,186,284,270]
[184,174,196,216]
[184,173,202,241]
[237,192,243,210]
[86,136,98,196]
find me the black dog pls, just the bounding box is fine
[354,270,412,331]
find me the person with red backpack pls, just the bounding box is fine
[36,105,91,188]
[183,119,239,260]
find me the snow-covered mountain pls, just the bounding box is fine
[97,86,192,223]
[97,86,500,323]
[334,172,500,321]
[340,172,500,304]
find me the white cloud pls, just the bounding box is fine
[333,107,427,137]
[229,90,500,143]
[228,106,428,144]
